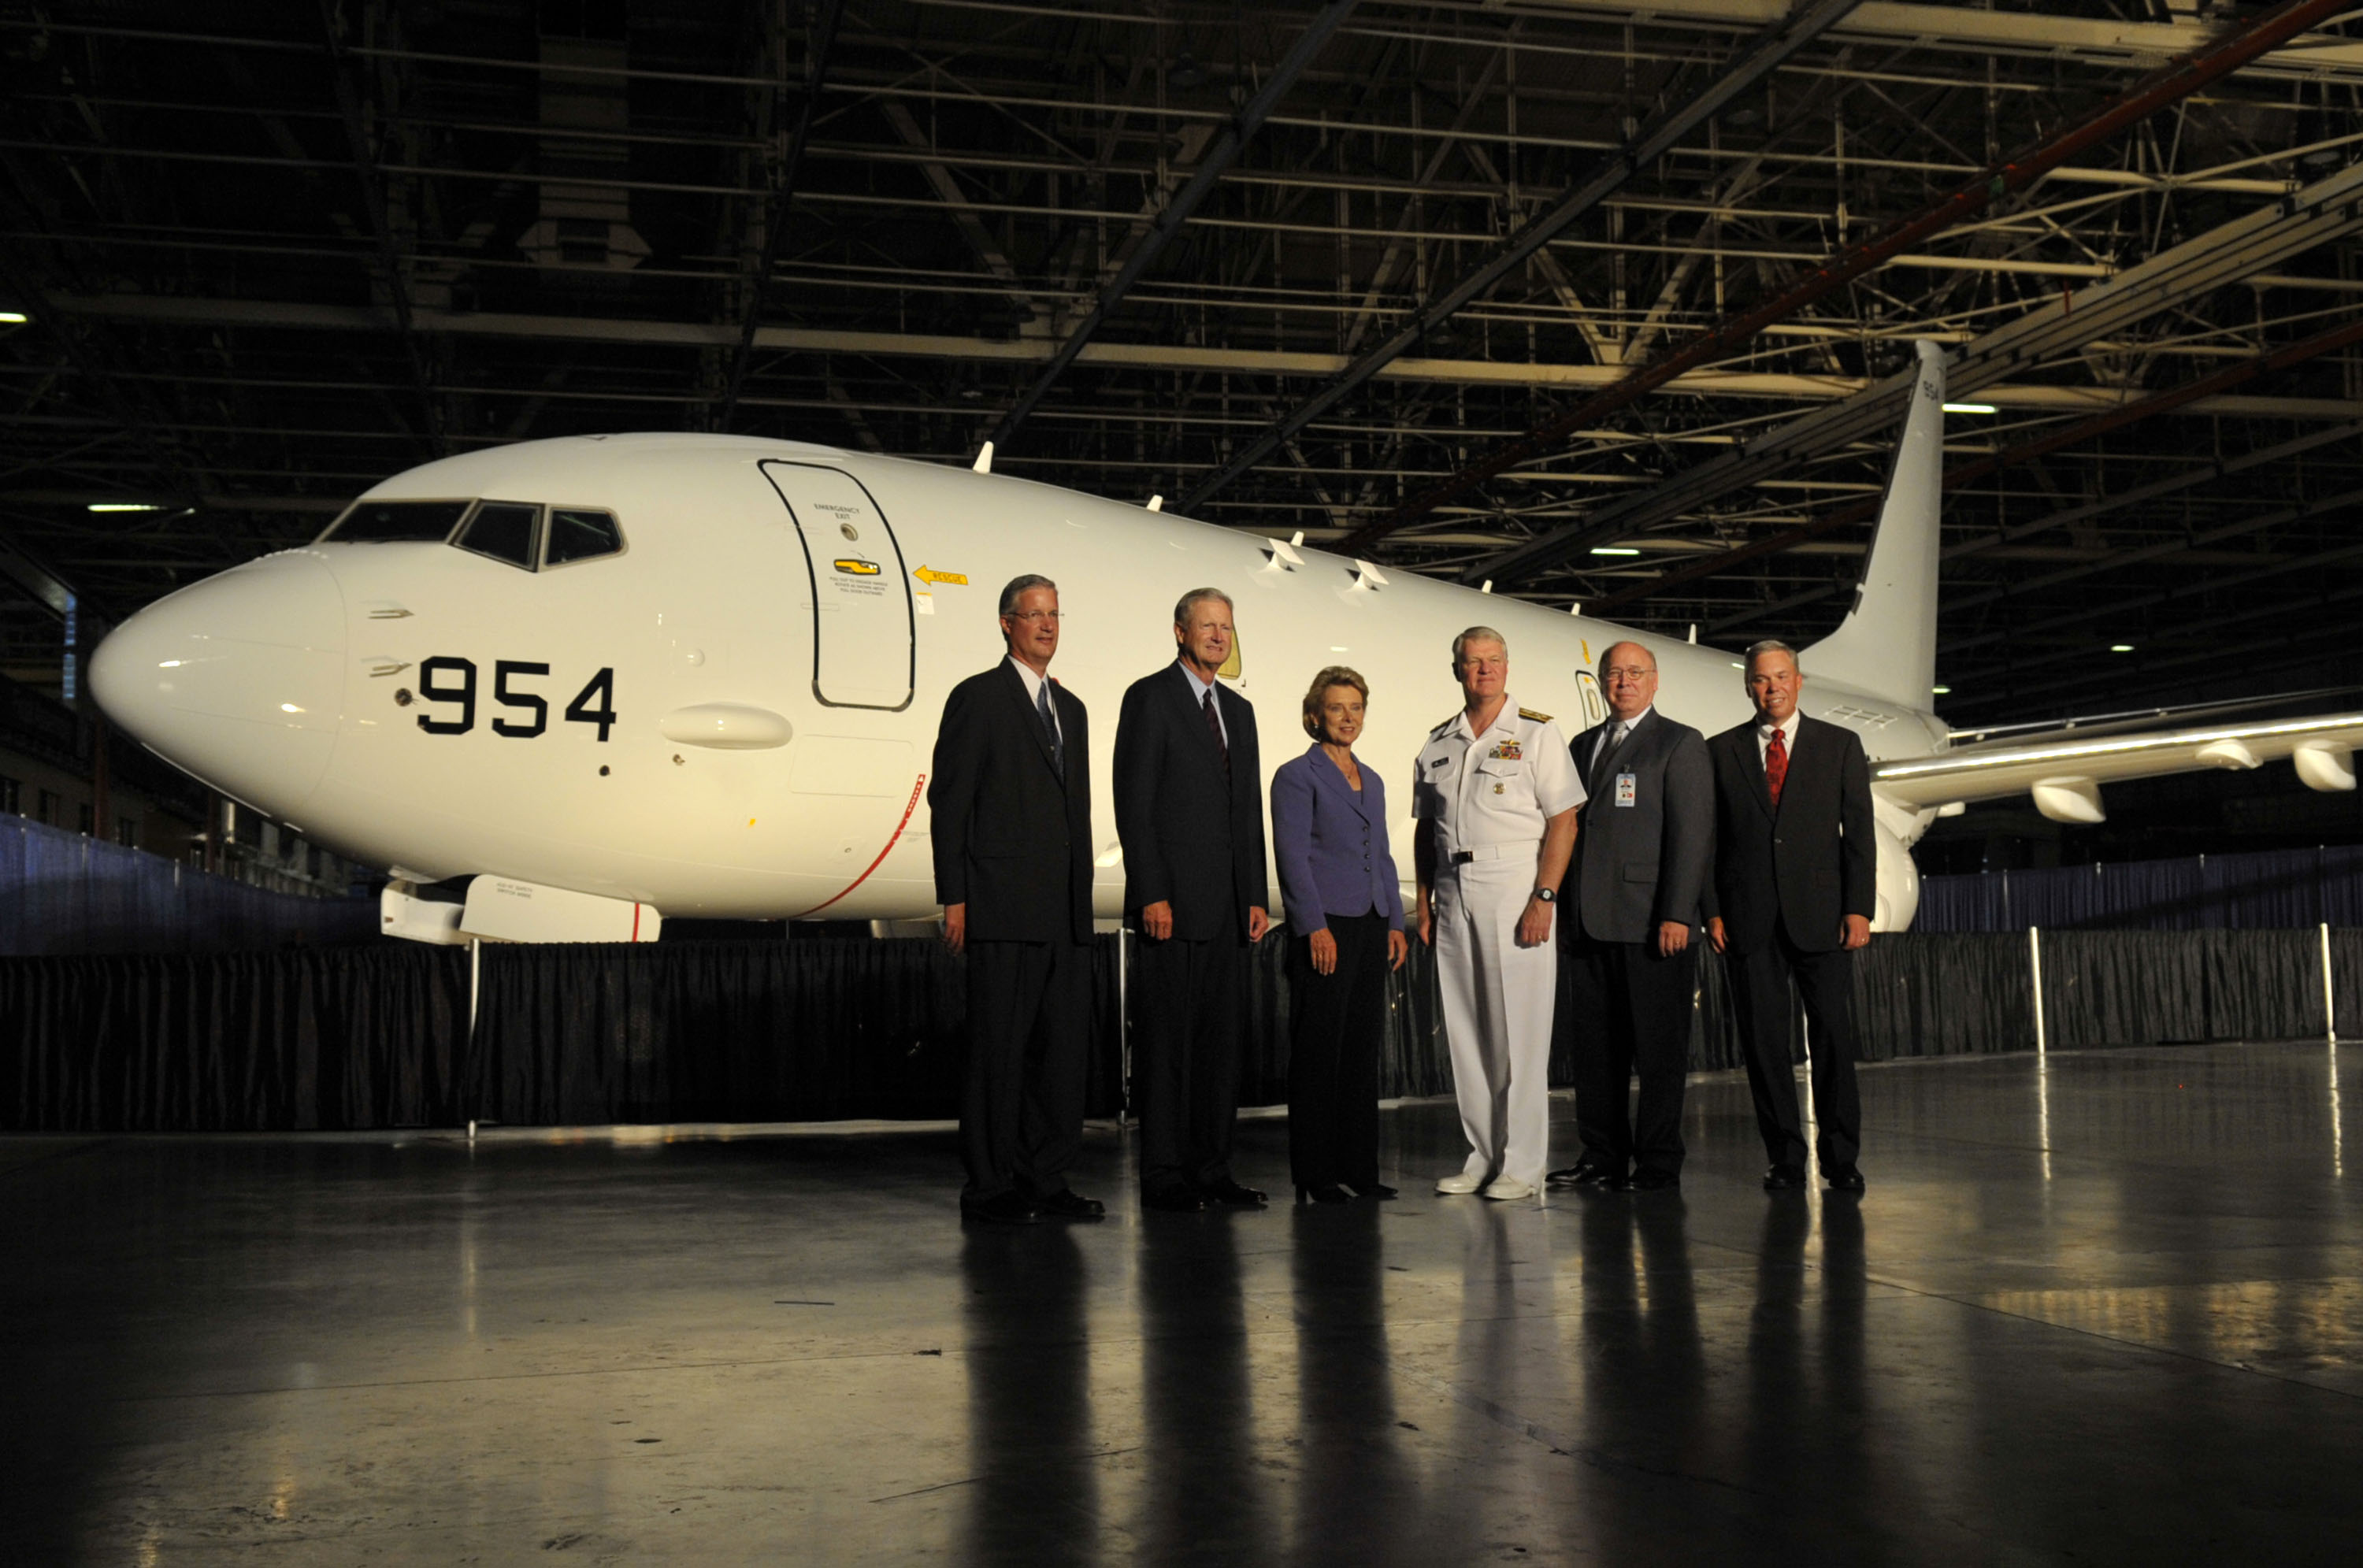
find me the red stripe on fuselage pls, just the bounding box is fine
[793,773,927,919]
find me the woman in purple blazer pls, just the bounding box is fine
[1270,665,1410,1203]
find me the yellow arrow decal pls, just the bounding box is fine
[914,565,968,586]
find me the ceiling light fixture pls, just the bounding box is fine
[1942,402,1998,414]
[2110,643,2135,653]
[88,502,164,513]
[1590,546,1640,556]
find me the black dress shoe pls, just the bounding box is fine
[1200,1180,1267,1208]
[1619,1168,1680,1192]
[1141,1186,1206,1213]
[1824,1164,1867,1194]
[961,1191,1042,1225]
[1353,1183,1398,1201]
[1762,1163,1807,1191]
[1545,1160,1623,1188]
[1035,1188,1106,1220]
[1296,1183,1351,1204]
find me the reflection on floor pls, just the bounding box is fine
[7,1042,2363,1563]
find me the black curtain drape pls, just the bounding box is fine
[1853,932,2033,1059]
[2038,930,2328,1049]
[4,929,2354,1132]
[0,946,468,1130]
[2335,929,2363,1040]
[1920,847,2363,934]
[473,936,1126,1125]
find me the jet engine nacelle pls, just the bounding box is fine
[1872,819,1921,933]
[1868,794,1931,932]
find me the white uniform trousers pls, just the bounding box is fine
[1433,858,1557,1186]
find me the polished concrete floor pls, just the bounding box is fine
[7,1043,2363,1565]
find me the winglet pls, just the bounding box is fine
[973,440,994,474]
[1805,339,1946,710]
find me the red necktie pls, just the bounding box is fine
[1764,726,1788,808]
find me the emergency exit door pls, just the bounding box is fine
[760,462,916,710]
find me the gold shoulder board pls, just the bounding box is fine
[1429,712,1459,737]
[1518,706,1553,724]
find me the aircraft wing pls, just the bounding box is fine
[1874,710,2363,822]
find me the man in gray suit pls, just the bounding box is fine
[1546,641,1713,1193]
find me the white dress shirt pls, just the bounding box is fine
[1178,659,1229,747]
[1592,705,1653,770]
[1006,654,1060,747]
[1754,711,1800,765]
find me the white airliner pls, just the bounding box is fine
[87,341,2363,945]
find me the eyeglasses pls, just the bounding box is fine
[1005,610,1064,624]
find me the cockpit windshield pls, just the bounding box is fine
[318,499,626,569]
[322,499,469,543]
[544,508,625,567]
[457,502,540,569]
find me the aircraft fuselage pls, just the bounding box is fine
[90,433,1949,929]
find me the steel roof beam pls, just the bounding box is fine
[0,529,79,619]
[1509,0,2363,75]
[715,0,844,432]
[1698,417,2363,638]
[1468,150,2363,588]
[1583,303,2363,617]
[1941,593,2363,714]
[878,101,1043,329]
[1347,0,2354,562]
[987,0,1359,447]
[51,291,2363,424]
[1938,482,2363,659]
[317,0,442,459]
[1171,0,1864,517]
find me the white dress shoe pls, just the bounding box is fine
[1479,1176,1536,1202]
[1434,1170,1489,1195]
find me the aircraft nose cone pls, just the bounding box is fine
[89,551,347,814]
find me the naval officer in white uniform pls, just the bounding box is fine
[1413,626,1584,1200]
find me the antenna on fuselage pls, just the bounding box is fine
[1147,495,1164,512]
[972,441,994,474]
[1687,625,1698,644]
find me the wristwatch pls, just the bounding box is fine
[1532,887,1556,903]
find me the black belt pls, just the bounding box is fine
[1446,840,1539,866]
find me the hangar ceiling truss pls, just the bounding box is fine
[2,0,2361,715]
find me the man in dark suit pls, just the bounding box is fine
[1112,587,1271,1213]
[1705,639,1876,1195]
[1547,641,1712,1194]
[929,574,1103,1225]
